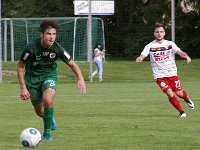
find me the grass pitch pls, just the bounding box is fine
[0,81,199,150]
[0,59,200,149]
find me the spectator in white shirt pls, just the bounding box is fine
[90,42,105,82]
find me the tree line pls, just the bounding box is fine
[2,0,200,58]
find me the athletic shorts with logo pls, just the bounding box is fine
[156,76,182,93]
[26,75,57,106]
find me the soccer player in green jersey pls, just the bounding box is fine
[17,20,86,141]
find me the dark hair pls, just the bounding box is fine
[40,20,59,33]
[154,23,165,30]
[96,42,102,46]
[95,42,102,50]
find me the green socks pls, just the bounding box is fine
[43,107,54,132]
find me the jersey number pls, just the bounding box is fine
[175,80,181,89]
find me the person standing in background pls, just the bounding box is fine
[90,42,105,82]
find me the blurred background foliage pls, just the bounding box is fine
[2,0,200,59]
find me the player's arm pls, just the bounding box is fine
[67,60,86,94]
[58,46,86,93]
[136,54,146,63]
[176,50,191,63]
[17,60,30,100]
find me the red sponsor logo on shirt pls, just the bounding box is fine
[154,55,170,61]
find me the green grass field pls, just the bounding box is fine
[0,60,200,149]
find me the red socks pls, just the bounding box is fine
[182,91,189,102]
[169,96,183,113]
[168,91,190,113]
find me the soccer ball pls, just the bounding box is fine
[20,128,41,148]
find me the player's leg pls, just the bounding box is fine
[156,78,185,117]
[27,85,43,117]
[27,83,56,140]
[41,78,57,140]
[33,102,56,131]
[42,88,56,140]
[165,88,185,116]
[175,90,194,109]
[51,117,57,131]
[34,103,44,117]
[170,76,194,109]
[30,87,56,131]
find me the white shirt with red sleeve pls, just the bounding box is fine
[141,40,181,79]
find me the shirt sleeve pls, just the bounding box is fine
[171,41,180,53]
[141,44,150,57]
[54,41,72,63]
[20,48,34,63]
[57,47,72,63]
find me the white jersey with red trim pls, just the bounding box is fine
[141,40,181,79]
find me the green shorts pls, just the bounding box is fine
[26,77,57,106]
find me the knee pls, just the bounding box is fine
[43,100,53,108]
[165,89,174,98]
[176,91,183,98]
[35,109,43,117]
[42,88,55,107]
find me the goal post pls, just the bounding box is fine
[0,0,2,83]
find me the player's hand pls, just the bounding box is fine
[185,56,191,63]
[136,56,143,63]
[20,88,30,100]
[77,79,86,94]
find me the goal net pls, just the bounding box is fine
[2,17,105,62]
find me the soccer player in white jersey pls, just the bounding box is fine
[136,23,194,118]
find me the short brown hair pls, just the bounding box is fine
[40,20,59,33]
[154,23,165,30]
